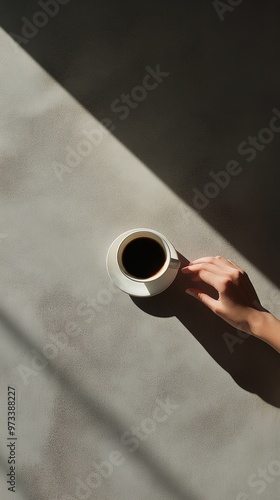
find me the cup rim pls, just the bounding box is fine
[117,230,170,282]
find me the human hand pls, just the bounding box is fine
[181,256,263,334]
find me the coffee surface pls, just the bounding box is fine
[121,237,166,279]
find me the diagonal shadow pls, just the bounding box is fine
[0,309,198,500]
[132,254,280,408]
[1,0,280,288]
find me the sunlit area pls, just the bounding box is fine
[1,3,280,499]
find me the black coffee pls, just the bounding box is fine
[121,237,166,279]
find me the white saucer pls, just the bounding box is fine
[106,229,180,297]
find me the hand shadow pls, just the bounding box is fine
[131,253,280,408]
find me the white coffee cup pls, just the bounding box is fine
[106,228,180,297]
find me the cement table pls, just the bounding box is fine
[1,2,280,499]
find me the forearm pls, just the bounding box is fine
[248,309,280,353]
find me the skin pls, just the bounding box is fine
[181,256,280,353]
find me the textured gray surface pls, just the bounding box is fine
[0,2,280,499]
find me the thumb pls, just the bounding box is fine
[186,288,218,311]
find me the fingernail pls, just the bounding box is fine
[186,289,195,296]
[181,267,190,273]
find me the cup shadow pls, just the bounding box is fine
[131,253,280,408]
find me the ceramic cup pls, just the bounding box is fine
[106,228,180,297]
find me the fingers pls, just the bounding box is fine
[226,258,246,274]
[184,267,224,290]
[182,262,227,277]
[181,257,248,294]
[182,261,229,290]
[185,256,253,292]
[186,288,218,312]
[184,256,242,272]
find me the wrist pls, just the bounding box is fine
[247,309,272,338]
[247,308,280,351]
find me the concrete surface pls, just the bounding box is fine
[0,2,280,499]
